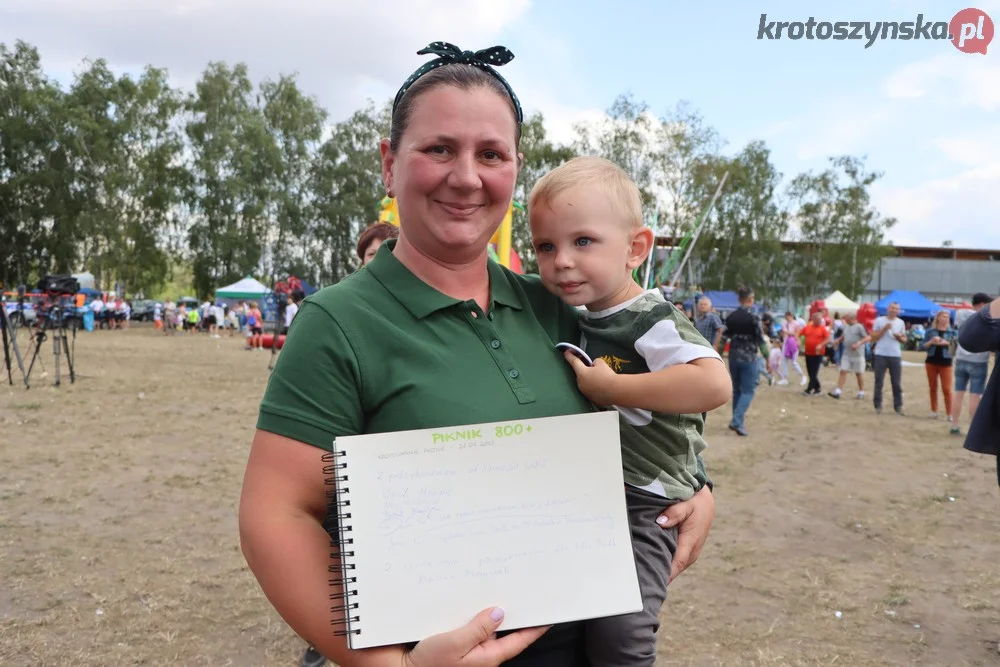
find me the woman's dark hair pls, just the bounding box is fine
[389,64,521,152]
[356,222,400,261]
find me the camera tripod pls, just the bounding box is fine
[23,301,77,388]
[1,305,28,388]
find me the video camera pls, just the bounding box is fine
[37,274,80,296]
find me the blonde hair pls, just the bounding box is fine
[528,156,643,228]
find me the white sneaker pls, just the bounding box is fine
[929,412,938,420]
[777,379,789,386]
[856,391,865,399]
[800,377,808,386]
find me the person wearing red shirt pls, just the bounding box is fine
[801,311,831,395]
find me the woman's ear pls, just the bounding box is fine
[380,138,395,197]
[626,226,656,270]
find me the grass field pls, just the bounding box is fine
[1,325,998,666]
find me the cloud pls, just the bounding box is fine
[884,51,1000,111]
[0,0,531,119]
[790,106,894,162]
[872,157,1000,247]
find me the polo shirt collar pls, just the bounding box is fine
[366,239,524,319]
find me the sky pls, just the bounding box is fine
[3,0,999,249]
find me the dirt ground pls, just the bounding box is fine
[1,325,998,666]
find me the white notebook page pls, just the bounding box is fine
[334,410,642,649]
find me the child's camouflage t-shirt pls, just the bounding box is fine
[579,290,722,501]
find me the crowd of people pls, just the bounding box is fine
[679,290,996,440]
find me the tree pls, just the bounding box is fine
[307,101,390,285]
[651,101,722,245]
[690,141,788,303]
[573,93,657,218]
[261,74,326,282]
[185,62,277,298]
[786,156,896,301]
[0,41,67,287]
[511,112,576,273]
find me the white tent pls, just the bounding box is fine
[73,271,96,290]
[216,276,270,300]
[823,290,860,313]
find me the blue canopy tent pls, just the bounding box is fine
[874,290,941,322]
[78,287,102,299]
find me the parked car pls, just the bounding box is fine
[130,299,161,322]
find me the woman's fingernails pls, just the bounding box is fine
[490,607,505,623]
[655,515,669,526]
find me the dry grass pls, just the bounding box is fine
[1,327,998,666]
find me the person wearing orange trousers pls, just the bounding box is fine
[922,310,958,421]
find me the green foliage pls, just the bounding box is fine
[0,40,898,306]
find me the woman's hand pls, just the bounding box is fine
[403,607,550,667]
[655,486,715,583]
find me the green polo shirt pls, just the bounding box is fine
[256,240,594,448]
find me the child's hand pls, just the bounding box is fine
[564,351,619,406]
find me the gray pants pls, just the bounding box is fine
[873,355,903,411]
[584,486,677,667]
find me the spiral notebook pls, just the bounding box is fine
[322,410,642,649]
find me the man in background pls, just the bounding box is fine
[724,286,768,436]
[693,296,723,352]
[951,292,993,436]
[871,302,907,415]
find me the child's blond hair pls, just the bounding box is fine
[528,156,643,228]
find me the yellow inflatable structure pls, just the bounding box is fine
[378,197,523,272]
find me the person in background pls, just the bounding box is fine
[829,311,870,400]
[226,304,239,337]
[768,337,785,383]
[246,301,263,349]
[828,312,844,367]
[801,311,830,396]
[204,301,219,338]
[153,301,162,332]
[693,296,723,352]
[724,286,768,436]
[871,302,907,415]
[357,222,400,265]
[89,297,104,330]
[164,300,177,336]
[951,293,994,436]
[958,294,1000,486]
[186,304,199,335]
[922,309,957,422]
[282,290,304,335]
[779,325,805,387]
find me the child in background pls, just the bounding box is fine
[768,337,785,382]
[782,330,806,386]
[529,156,731,667]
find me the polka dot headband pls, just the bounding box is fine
[393,41,524,124]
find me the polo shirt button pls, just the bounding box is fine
[509,369,519,379]
[490,339,502,349]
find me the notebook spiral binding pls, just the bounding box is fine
[322,449,361,639]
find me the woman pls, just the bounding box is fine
[357,222,400,265]
[921,310,957,421]
[239,42,714,667]
[959,294,1000,486]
